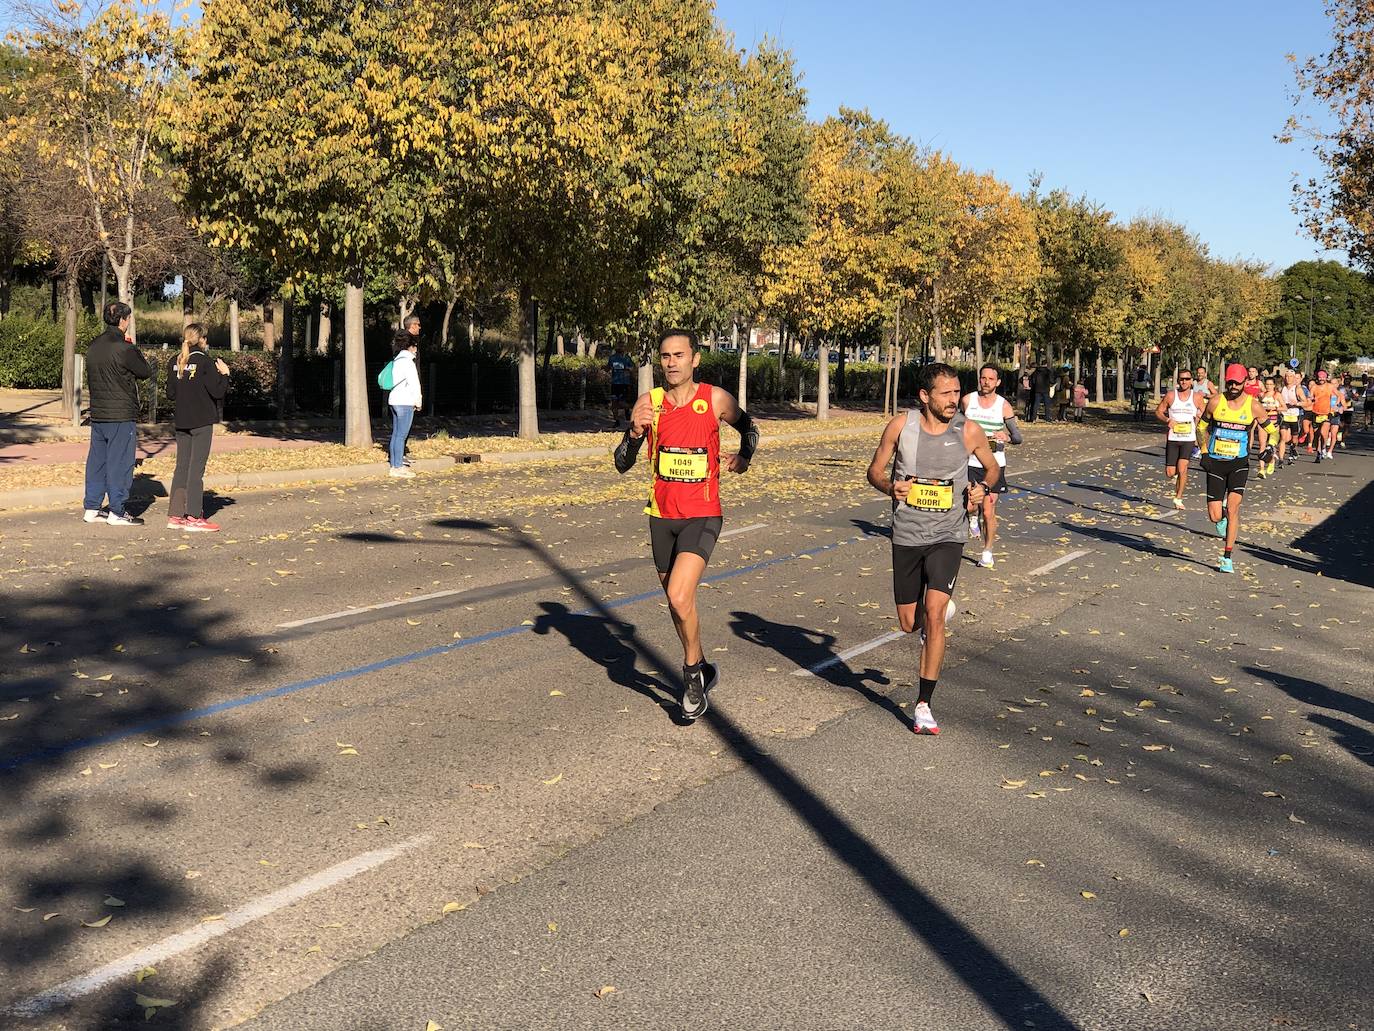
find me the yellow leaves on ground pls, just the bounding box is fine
[136,966,157,983]
[594,986,617,1000]
[337,742,359,756]
[441,901,466,915]
[81,915,112,928]
[541,772,563,786]
[1000,778,1027,790]
[1080,891,1097,900]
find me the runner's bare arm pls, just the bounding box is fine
[1155,392,1172,426]
[628,391,654,438]
[712,386,756,474]
[1196,396,1219,447]
[963,420,998,496]
[867,414,911,501]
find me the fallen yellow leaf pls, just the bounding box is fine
[542,773,563,786]
[441,901,465,914]
[594,986,617,1000]
[1080,891,1097,900]
[81,915,112,928]
[135,966,157,983]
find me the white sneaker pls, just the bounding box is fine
[912,701,940,735]
[979,549,994,568]
[105,512,144,526]
[1172,497,1185,510]
[387,467,416,479]
[83,509,104,523]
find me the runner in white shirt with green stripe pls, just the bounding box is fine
[961,363,1023,568]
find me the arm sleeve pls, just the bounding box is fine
[732,408,759,462]
[124,345,152,380]
[613,429,645,474]
[1004,416,1022,445]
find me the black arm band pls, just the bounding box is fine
[1004,416,1023,446]
[734,409,759,462]
[613,429,644,474]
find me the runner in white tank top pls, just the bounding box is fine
[960,364,1021,568]
[1155,370,1203,509]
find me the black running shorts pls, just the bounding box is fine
[892,541,964,606]
[967,463,1008,494]
[1201,456,1248,502]
[1165,441,1193,468]
[649,516,723,574]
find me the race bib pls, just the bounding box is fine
[906,478,954,512]
[656,447,709,482]
[1283,408,1300,422]
[1171,419,1193,436]
[1211,437,1241,458]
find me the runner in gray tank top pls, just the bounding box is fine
[867,363,999,735]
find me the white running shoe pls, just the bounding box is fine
[83,509,104,523]
[979,549,995,568]
[1172,497,1185,510]
[912,701,940,735]
[387,467,416,479]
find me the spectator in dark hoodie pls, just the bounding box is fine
[165,323,229,532]
[83,301,151,525]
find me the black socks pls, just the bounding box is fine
[918,677,937,705]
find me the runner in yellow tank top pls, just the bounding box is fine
[1196,364,1265,574]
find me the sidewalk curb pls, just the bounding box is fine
[0,423,884,514]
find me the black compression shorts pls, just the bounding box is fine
[892,541,964,606]
[1165,441,1193,468]
[967,464,1008,494]
[649,516,722,574]
[1202,456,1248,502]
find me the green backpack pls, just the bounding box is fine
[377,360,396,390]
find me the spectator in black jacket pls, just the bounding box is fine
[165,323,230,532]
[83,301,151,525]
[1028,358,1053,423]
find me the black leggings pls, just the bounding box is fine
[170,425,214,518]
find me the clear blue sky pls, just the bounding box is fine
[714,0,1342,272]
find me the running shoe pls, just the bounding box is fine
[1218,555,1234,574]
[105,512,144,526]
[1172,497,1185,510]
[979,549,995,568]
[1190,447,1201,461]
[680,665,709,721]
[1257,466,1267,479]
[912,701,940,735]
[388,467,416,479]
[83,509,105,523]
[702,661,719,696]
[167,515,188,529]
[1214,516,1227,539]
[182,516,221,533]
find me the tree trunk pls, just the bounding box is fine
[399,296,416,327]
[343,280,371,448]
[816,338,830,421]
[440,297,456,349]
[974,314,985,368]
[61,274,79,419]
[112,261,134,343]
[1094,348,1104,403]
[637,357,654,395]
[555,331,564,356]
[1114,352,1125,402]
[467,316,475,350]
[314,301,331,357]
[576,330,586,356]
[182,285,195,329]
[734,321,746,408]
[262,302,276,353]
[1152,353,1162,399]
[931,286,943,363]
[1074,346,1081,386]
[229,298,241,352]
[517,284,539,439]
[277,299,295,417]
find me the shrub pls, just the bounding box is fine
[0,313,100,389]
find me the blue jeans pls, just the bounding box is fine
[389,405,414,468]
[84,421,137,515]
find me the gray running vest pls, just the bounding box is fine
[891,410,971,547]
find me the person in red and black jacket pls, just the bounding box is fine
[165,323,229,532]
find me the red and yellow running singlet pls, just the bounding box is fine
[644,383,721,518]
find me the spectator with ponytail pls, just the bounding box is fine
[165,323,230,532]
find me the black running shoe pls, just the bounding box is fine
[681,666,709,721]
[702,661,720,696]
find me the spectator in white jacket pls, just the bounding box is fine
[387,336,422,478]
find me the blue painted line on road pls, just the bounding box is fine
[1,529,882,773]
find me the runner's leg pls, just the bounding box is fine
[982,492,997,553]
[660,553,707,667]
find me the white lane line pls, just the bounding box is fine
[1028,549,1091,576]
[792,630,906,677]
[11,835,431,1017]
[721,522,769,539]
[277,589,463,629]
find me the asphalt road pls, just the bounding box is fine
[1,417,1370,1031]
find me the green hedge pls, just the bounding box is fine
[0,313,99,389]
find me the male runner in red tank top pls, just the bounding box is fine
[613,329,758,722]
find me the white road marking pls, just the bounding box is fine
[10,835,430,1017]
[792,630,906,677]
[721,522,769,539]
[277,589,463,629]
[1028,549,1091,576]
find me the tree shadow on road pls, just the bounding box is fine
[0,576,302,1028]
[727,610,903,729]
[1053,522,1215,570]
[1243,665,1374,729]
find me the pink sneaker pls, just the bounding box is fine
[182,516,221,533]
[167,515,188,529]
